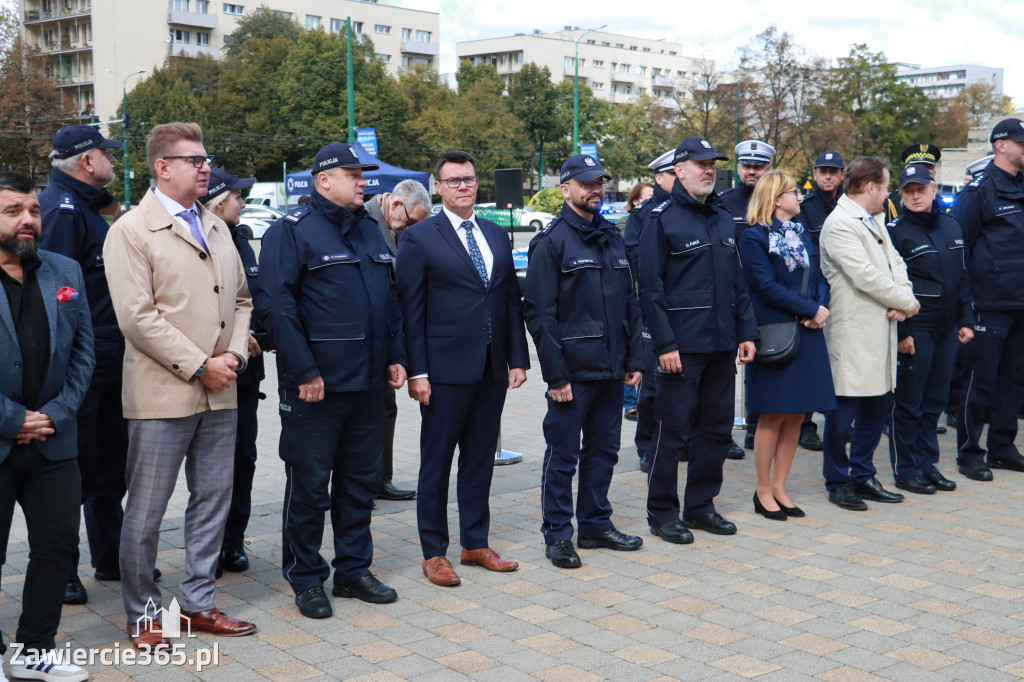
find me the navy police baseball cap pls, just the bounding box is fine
[897,164,934,191]
[51,124,123,159]
[990,118,1024,143]
[313,142,379,173]
[814,151,844,169]
[674,137,728,163]
[560,154,612,184]
[200,168,256,204]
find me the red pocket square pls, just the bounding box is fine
[56,286,79,302]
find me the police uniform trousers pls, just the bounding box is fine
[72,381,128,575]
[945,342,967,422]
[0,444,81,654]
[417,371,507,559]
[957,311,1024,465]
[120,410,235,624]
[541,379,621,544]
[888,330,956,480]
[647,351,735,525]
[633,332,658,461]
[382,386,398,485]
[223,383,261,550]
[279,388,383,593]
[822,394,889,490]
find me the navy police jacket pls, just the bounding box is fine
[228,224,266,388]
[887,208,973,339]
[717,183,755,236]
[257,190,405,392]
[523,204,644,387]
[623,183,669,276]
[38,167,122,384]
[639,180,759,354]
[796,187,841,246]
[952,162,1024,312]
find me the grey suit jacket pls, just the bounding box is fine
[0,250,95,463]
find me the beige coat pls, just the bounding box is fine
[820,194,916,397]
[103,188,252,419]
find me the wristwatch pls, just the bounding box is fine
[195,360,207,377]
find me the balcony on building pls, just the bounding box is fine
[654,75,677,88]
[563,64,592,79]
[610,71,637,84]
[25,0,92,23]
[170,43,217,59]
[401,40,440,57]
[168,9,218,29]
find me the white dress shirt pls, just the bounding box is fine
[153,187,203,235]
[443,205,493,278]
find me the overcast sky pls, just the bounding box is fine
[396,0,1022,108]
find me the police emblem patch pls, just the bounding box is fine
[584,156,595,166]
[701,140,712,149]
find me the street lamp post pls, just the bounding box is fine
[570,24,606,155]
[106,68,146,208]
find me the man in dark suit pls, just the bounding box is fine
[0,171,94,679]
[397,150,530,587]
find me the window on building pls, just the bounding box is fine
[669,51,677,56]
[401,56,409,68]
[169,28,190,43]
[676,70,684,77]
[197,31,210,45]
[376,53,391,62]
[620,63,629,73]
[169,0,188,10]
[642,47,650,52]
[637,86,645,95]
[622,85,631,94]
[272,10,291,19]
[415,29,431,42]
[353,21,362,33]
[615,43,623,48]
[592,82,604,90]
[415,56,431,67]
[223,3,243,14]
[593,59,603,68]
[375,24,390,34]
[514,52,523,64]
[610,62,617,72]
[499,54,506,66]
[652,67,661,76]
[329,18,343,33]
[196,0,209,12]
[611,84,618,94]
[600,41,609,46]
[586,39,594,45]
[629,45,637,51]
[637,65,646,76]
[564,56,574,70]
[401,28,411,41]
[306,15,320,29]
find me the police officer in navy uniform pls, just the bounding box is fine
[38,124,134,605]
[886,164,973,495]
[199,168,266,575]
[259,142,407,618]
[889,144,942,219]
[798,152,845,246]
[718,139,775,236]
[639,137,758,544]
[624,150,674,473]
[952,118,1024,481]
[524,155,645,569]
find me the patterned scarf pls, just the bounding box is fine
[767,220,809,272]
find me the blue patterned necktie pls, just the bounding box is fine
[461,220,489,287]
[178,209,209,255]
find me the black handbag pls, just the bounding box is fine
[753,265,809,367]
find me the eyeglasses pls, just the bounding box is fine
[397,200,422,227]
[579,179,607,191]
[163,155,215,168]
[782,188,801,198]
[439,176,478,189]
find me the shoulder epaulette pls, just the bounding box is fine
[59,192,75,213]
[886,217,901,229]
[284,206,311,224]
[718,188,735,197]
[650,200,671,215]
[801,191,817,202]
[966,174,984,189]
[538,217,561,235]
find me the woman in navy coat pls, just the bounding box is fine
[740,171,837,520]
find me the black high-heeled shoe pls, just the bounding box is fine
[774,497,805,518]
[753,492,787,520]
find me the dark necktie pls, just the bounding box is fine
[462,220,489,287]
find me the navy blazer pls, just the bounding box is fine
[0,250,95,463]
[397,211,530,384]
[739,221,829,326]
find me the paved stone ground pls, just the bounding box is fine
[5,342,1024,681]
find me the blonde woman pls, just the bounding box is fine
[740,171,836,519]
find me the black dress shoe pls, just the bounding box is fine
[744,432,755,449]
[295,586,332,618]
[378,482,417,501]
[546,540,582,568]
[727,442,745,460]
[334,574,397,604]
[853,477,904,503]
[924,471,957,491]
[774,497,805,517]
[63,575,87,605]
[936,425,947,434]
[798,431,823,451]
[989,454,1024,472]
[753,493,787,520]
[638,453,649,473]
[577,528,643,551]
[959,462,993,481]
[649,520,693,544]
[828,483,867,511]
[681,512,737,535]
[894,476,937,495]
[222,543,250,572]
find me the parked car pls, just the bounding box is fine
[240,205,286,222]
[236,217,272,241]
[475,203,555,232]
[512,246,529,297]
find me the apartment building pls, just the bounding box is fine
[456,29,713,107]
[895,63,1004,99]
[19,0,439,122]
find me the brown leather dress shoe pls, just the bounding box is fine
[181,608,257,637]
[422,556,461,586]
[128,619,171,651]
[460,547,519,572]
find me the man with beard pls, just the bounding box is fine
[523,154,645,568]
[639,137,758,543]
[0,171,94,681]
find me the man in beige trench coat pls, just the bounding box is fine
[819,156,920,511]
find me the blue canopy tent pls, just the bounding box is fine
[284,141,429,198]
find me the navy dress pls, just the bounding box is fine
[740,221,837,415]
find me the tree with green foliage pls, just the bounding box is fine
[601,95,673,182]
[223,5,300,59]
[528,187,563,215]
[387,66,458,172]
[506,63,561,187]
